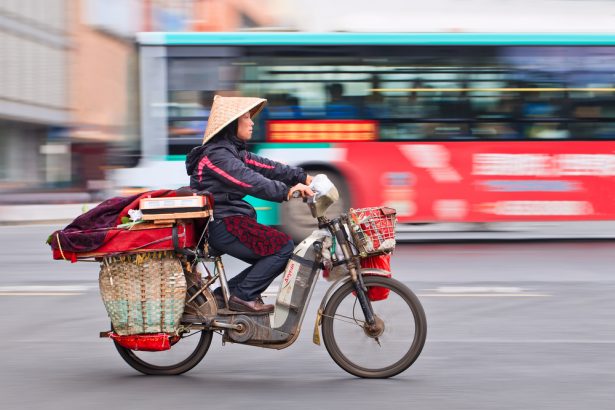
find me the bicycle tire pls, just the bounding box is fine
[321,275,427,378]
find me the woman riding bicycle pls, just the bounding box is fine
[185,95,314,313]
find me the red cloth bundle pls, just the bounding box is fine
[109,333,173,352]
[51,222,195,262]
[360,254,392,301]
[49,189,199,262]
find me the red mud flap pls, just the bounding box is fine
[101,332,176,351]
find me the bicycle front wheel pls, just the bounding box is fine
[321,275,427,378]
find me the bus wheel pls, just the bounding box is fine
[280,170,350,242]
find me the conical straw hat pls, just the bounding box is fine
[202,95,267,144]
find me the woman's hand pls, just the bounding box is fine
[288,183,315,200]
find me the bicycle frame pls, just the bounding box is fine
[185,214,378,350]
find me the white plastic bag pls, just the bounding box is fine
[309,174,335,200]
[128,209,143,222]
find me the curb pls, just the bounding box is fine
[0,203,100,225]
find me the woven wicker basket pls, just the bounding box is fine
[99,251,187,336]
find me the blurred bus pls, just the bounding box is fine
[113,32,615,239]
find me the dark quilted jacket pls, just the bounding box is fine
[185,134,307,219]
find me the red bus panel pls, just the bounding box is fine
[341,141,615,223]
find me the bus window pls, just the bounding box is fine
[570,122,615,139]
[362,75,389,118]
[570,98,615,139]
[325,83,360,118]
[163,44,615,146]
[526,122,570,139]
[261,93,302,119]
[167,90,214,153]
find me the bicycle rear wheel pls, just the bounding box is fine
[321,275,427,378]
[114,328,213,375]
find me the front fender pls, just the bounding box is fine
[312,268,390,345]
[316,268,390,313]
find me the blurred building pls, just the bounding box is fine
[284,0,615,32]
[145,0,278,32]
[71,0,139,194]
[0,1,71,190]
[0,0,280,200]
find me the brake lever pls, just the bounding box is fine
[292,190,316,203]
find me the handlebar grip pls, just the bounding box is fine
[291,190,302,199]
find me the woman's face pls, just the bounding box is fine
[236,112,254,141]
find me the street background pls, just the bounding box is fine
[3,0,615,237]
[2,225,614,409]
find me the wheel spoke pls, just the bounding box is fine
[321,312,367,327]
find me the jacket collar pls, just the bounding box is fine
[208,133,246,150]
[228,134,247,151]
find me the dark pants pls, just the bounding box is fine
[208,218,294,301]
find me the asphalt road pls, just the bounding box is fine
[1,225,614,410]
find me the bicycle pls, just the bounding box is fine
[107,175,427,378]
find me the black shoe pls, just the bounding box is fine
[229,295,274,313]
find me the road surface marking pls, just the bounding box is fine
[432,286,525,293]
[0,285,91,296]
[428,339,615,344]
[0,292,83,296]
[417,293,550,297]
[419,286,550,297]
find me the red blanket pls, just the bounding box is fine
[48,189,197,262]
